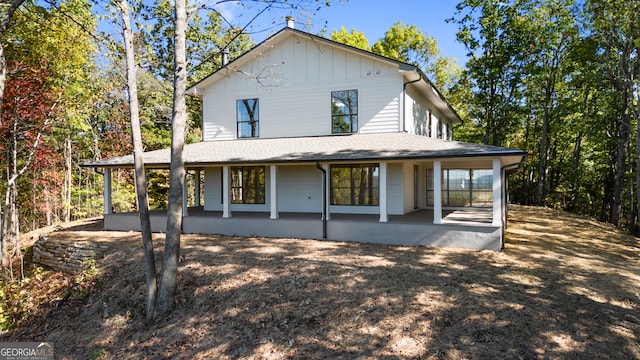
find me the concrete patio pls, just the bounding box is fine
[104,207,503,250]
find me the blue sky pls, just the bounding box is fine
[312,0,468,64]
[226,0,469,66]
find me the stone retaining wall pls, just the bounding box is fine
[33,235,109,273]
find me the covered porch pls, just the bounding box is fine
[86,133,525,251]
[104,207,502,250]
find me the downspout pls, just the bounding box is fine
[499,157,527,250]
[315,162,327,239]
[402,74,422,133]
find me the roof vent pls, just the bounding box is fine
[286,16,294,29]
[222,48,229,66]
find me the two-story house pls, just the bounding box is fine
[86,21,525,250]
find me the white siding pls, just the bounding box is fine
[405,87,454,140]
[204,163,415,215]
[387,163,405,215]
[201,92,236,140]
[401,163,415,213]
[201,34,402,141]
[203,167,222,210]
[204,165,323,213]
[405,87,431,136]
[277,165,323,212]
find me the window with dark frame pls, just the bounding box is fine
[426,169,492,207]
[230,166,265,204]
[330,164,379,206]
[331,89,358,133]
[237,98,259,138]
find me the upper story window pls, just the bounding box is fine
[331,89,358,134]
[237,98,259,138]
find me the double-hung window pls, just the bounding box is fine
[237,98,259,138]
[231,166,265,204]
[331,90,358,133]
[330,164,379,206]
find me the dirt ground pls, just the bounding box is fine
[5,205,640,359]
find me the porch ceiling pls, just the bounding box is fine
[83,132,526,169]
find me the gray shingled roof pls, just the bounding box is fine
[84,133,525,169]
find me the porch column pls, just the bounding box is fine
[379,161,388,222]
[270,165,278,219]
[503,170,509,227]
[104,168,112,215]
[222,165,231,218]
[323,164,331,220]
[492,159,503,226]
[194,169,201,207]
[433,160,442,224]
[182,173,189,217]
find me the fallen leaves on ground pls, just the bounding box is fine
[5,205,640,359]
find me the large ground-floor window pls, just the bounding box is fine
[331,164,379,205]
[231,166,265,204]
[427,169,492,207]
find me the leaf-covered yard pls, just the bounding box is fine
[6,205,640,359]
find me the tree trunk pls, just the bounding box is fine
[0,0,26,126]
[635,78,640,232]
[0,0,27,268]
[117,0,157,323]
[568,131,582,212]
[611,89,630,226]
[64,135,72,222]
[9,179,20,278]
[156,0,187,318]
[536,98,550,206]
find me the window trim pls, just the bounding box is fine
[236,98,260,138]
[331,89,358,134]
[330,163,379,206]
[230,166,265,204]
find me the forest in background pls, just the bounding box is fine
[0,0,639,242]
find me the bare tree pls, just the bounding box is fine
[114,0,157,322]
[155,0,187,317]
[0,0,33,271]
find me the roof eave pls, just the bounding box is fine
[82,150,527,169]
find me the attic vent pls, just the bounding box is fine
[286,16,294,29]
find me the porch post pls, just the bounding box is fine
[222,165,231,218]
[433,160,442,224]
[492,159,503,226]
[182,173,189,217]
[323,164,330,220]
[104,168,112,215]
[194,169,201,207]
[379,161,388,222]
[270,165,278,219]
